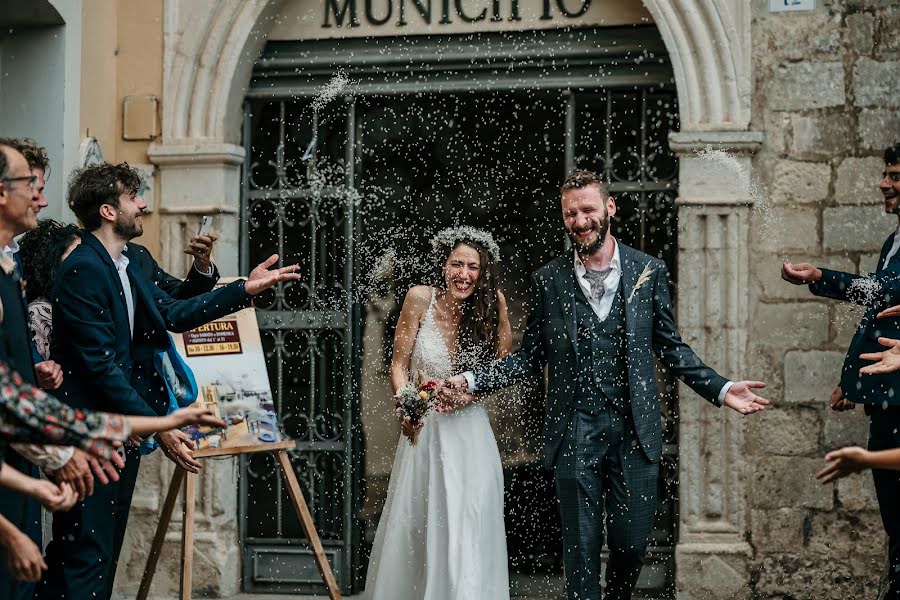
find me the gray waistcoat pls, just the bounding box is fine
[572,279,630,414]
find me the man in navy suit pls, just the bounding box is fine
[447,170,769,600]
[782,143,900,600]
[35,162,299,600]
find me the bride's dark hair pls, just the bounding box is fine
[435,238,501,370]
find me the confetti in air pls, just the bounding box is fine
[848,275,883,307]
[310,70,350,114]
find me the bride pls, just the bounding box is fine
[363,226,512,600]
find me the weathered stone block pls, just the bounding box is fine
[767,14,841,59]
[789,114,855,159]
[831,301,867,347]
[823,206,894,252]
[877,11,900,55]
[784,350,846,405]
[769,62,845,111]
[853,58,900,107]
[823,407,870,448]
[837,470,881,511]
[753,554,880,600]
[751,456,831,509]
[835,156,888,204]
[860,251,882,274]
[772,159,830,204]
[755,302,830,349]
[769,206,819,253]
[745,407,820,455]
[859,109,900,151]
[750,508,806,552]
[847,13,875,55]
[804,510,885,556]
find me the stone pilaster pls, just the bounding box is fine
[147,142,244,276]
[669,130,761,600]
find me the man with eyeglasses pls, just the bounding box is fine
[0,142,49,599]
[782,143,900,599]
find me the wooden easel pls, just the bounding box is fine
[136,440,342,600]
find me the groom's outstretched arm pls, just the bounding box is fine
[470,272,549,394]
[651,262,729,405]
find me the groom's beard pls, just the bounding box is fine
[568,214,610,256]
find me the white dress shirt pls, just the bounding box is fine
[112,252,135,337]
[574,240,622,322]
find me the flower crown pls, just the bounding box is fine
[430,226,501,266]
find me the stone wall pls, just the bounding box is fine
[746,1,899,598]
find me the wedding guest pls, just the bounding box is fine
[36,162,299,600]
[782,143,900,600]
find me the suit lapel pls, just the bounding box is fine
[618,242,639,337]
[551,256,578,352]
[877,232,896,273]
[82,232,129,316]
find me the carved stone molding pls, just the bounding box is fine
[672,131,758,598]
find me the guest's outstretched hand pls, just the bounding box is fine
[816,446,869,484]
[781,262,822,285]
[723,381,769,415]
[859,337,900,375]
[877,305,900,319]
[245,254,301,296]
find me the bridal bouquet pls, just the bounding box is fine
[393,372,439,446]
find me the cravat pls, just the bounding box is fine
[583,267,613,301]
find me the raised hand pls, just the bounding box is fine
[860,337,900,374]
[185,231,218,272]
[877,305,900,319]
[781,262,822,285]
[722,381,769,415]
[828,385,855,411]
[244,254,301,296]
[816,446,869,484]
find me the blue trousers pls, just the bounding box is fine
[554,409,658,600]
[35,448,140,600]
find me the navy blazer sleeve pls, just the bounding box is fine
[810,267,900,309]
[473,272,548,393]
[651,262,729,405]
[53,266,157,416]
[130,244,220,299]
[149,279,253,333]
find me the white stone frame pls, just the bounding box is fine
[144,1,760,597]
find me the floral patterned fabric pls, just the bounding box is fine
[0,361,130,464]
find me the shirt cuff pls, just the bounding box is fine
[193,263,215,277]
[462,371,476,393]
[717,381,734,406]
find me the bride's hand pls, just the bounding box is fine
[401,418,422,439]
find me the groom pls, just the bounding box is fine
[445,170,768,600]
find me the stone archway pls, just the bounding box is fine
[148,0,762,596]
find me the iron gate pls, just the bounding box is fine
[240,26,678,595]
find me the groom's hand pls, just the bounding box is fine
[781,262,822,285]
[244,254,301,296]
[723,381,769,415]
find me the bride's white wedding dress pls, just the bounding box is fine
[363,289,510,600]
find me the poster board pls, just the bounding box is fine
[170,278,282,452]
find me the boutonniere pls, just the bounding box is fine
[627,262,654,304]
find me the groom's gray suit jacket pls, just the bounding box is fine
[474,242,729,468]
